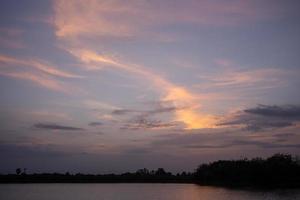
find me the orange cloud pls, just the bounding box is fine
[197,67,289,90]
[0,55,82,78]
[54,0,283,40]
[68,48,216,129]
[0,71,69,93]
[53,0,232,129]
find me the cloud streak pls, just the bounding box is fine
[88,122,103,127]
[33,123,84,131]
[121,118,180,130]
[185,140,300,149]
[0,27,25,49]
[66,49,216,129]
[0,55,82,78]
[0,71,70,93]
[0,54,83,93]
[218,105,300,131]
[196,67,290,91]
[54,0,285,39]
[52,0,292,130]
[245,105,300,118]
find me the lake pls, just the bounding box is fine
[0,183,299,200]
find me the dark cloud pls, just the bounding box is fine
[33,123,84,131]
[146,106,178,115]
[245,105,300,118]
[123,147,151,154]
[218,104,300,131]
[111,100,183,117]
[88,122,103,126]
[111,106,177,116]
[185,140,300,149]
[273,133,296,138]
[244,121,293,132]
[111,101,186,130]
[121,118,179,130]
[111,109,135,115]
[151,130,300,151]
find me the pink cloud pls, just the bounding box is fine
[54,0,285,39]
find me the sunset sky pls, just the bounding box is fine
[1,0,300,173]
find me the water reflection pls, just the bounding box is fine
[0,184,299,200]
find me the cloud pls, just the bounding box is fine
[84,100,120,111]
[67,49,217,129]
[0,37,25,49]
[29,111,72,121]
[54,0,285,39]
[33,123,84,131]
[112,109,135,115]
[196,67,290,91]
[218,105,300,131]
[185,140,300,149]
[54,0,286,129]
[107,101,187,130]
[0,27,25,49]
[110,100,209,130]
[0,54,82,78]
[0,71,71,93]
[245,105,300,118]
[53,0,237,130]
[150,128,300,151]
[0,54,83,93]
[121,118,180,130]
[88,122,103,126]
[111,101,180,116]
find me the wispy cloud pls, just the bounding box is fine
[52,0,288,130]
[84,100,120,111]
[54,0,285,39]
[0,27,25,49]
[69,49,216,129]
[0,55,82,78]
[0,54,83,93]
[197,67,289,90]
[0,71,70,93]
[111,100,182,117]
[121,118,180,130]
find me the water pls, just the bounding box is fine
[0,184,299,200]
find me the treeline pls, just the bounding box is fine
[0,168,193,183]
[1,154,300,188]
[194,153,300,188]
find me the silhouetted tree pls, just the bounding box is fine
[155,168,166,176]
[0,153,298,187]
[15,168,21,175]
[136,168,149,175]
[21,168,27,175]
[194,153,300,187]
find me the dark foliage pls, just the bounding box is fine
[194,153,300,188]
[0,168,193,184]
[1,154,299,188]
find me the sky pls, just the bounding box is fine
[0,0,300,174]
